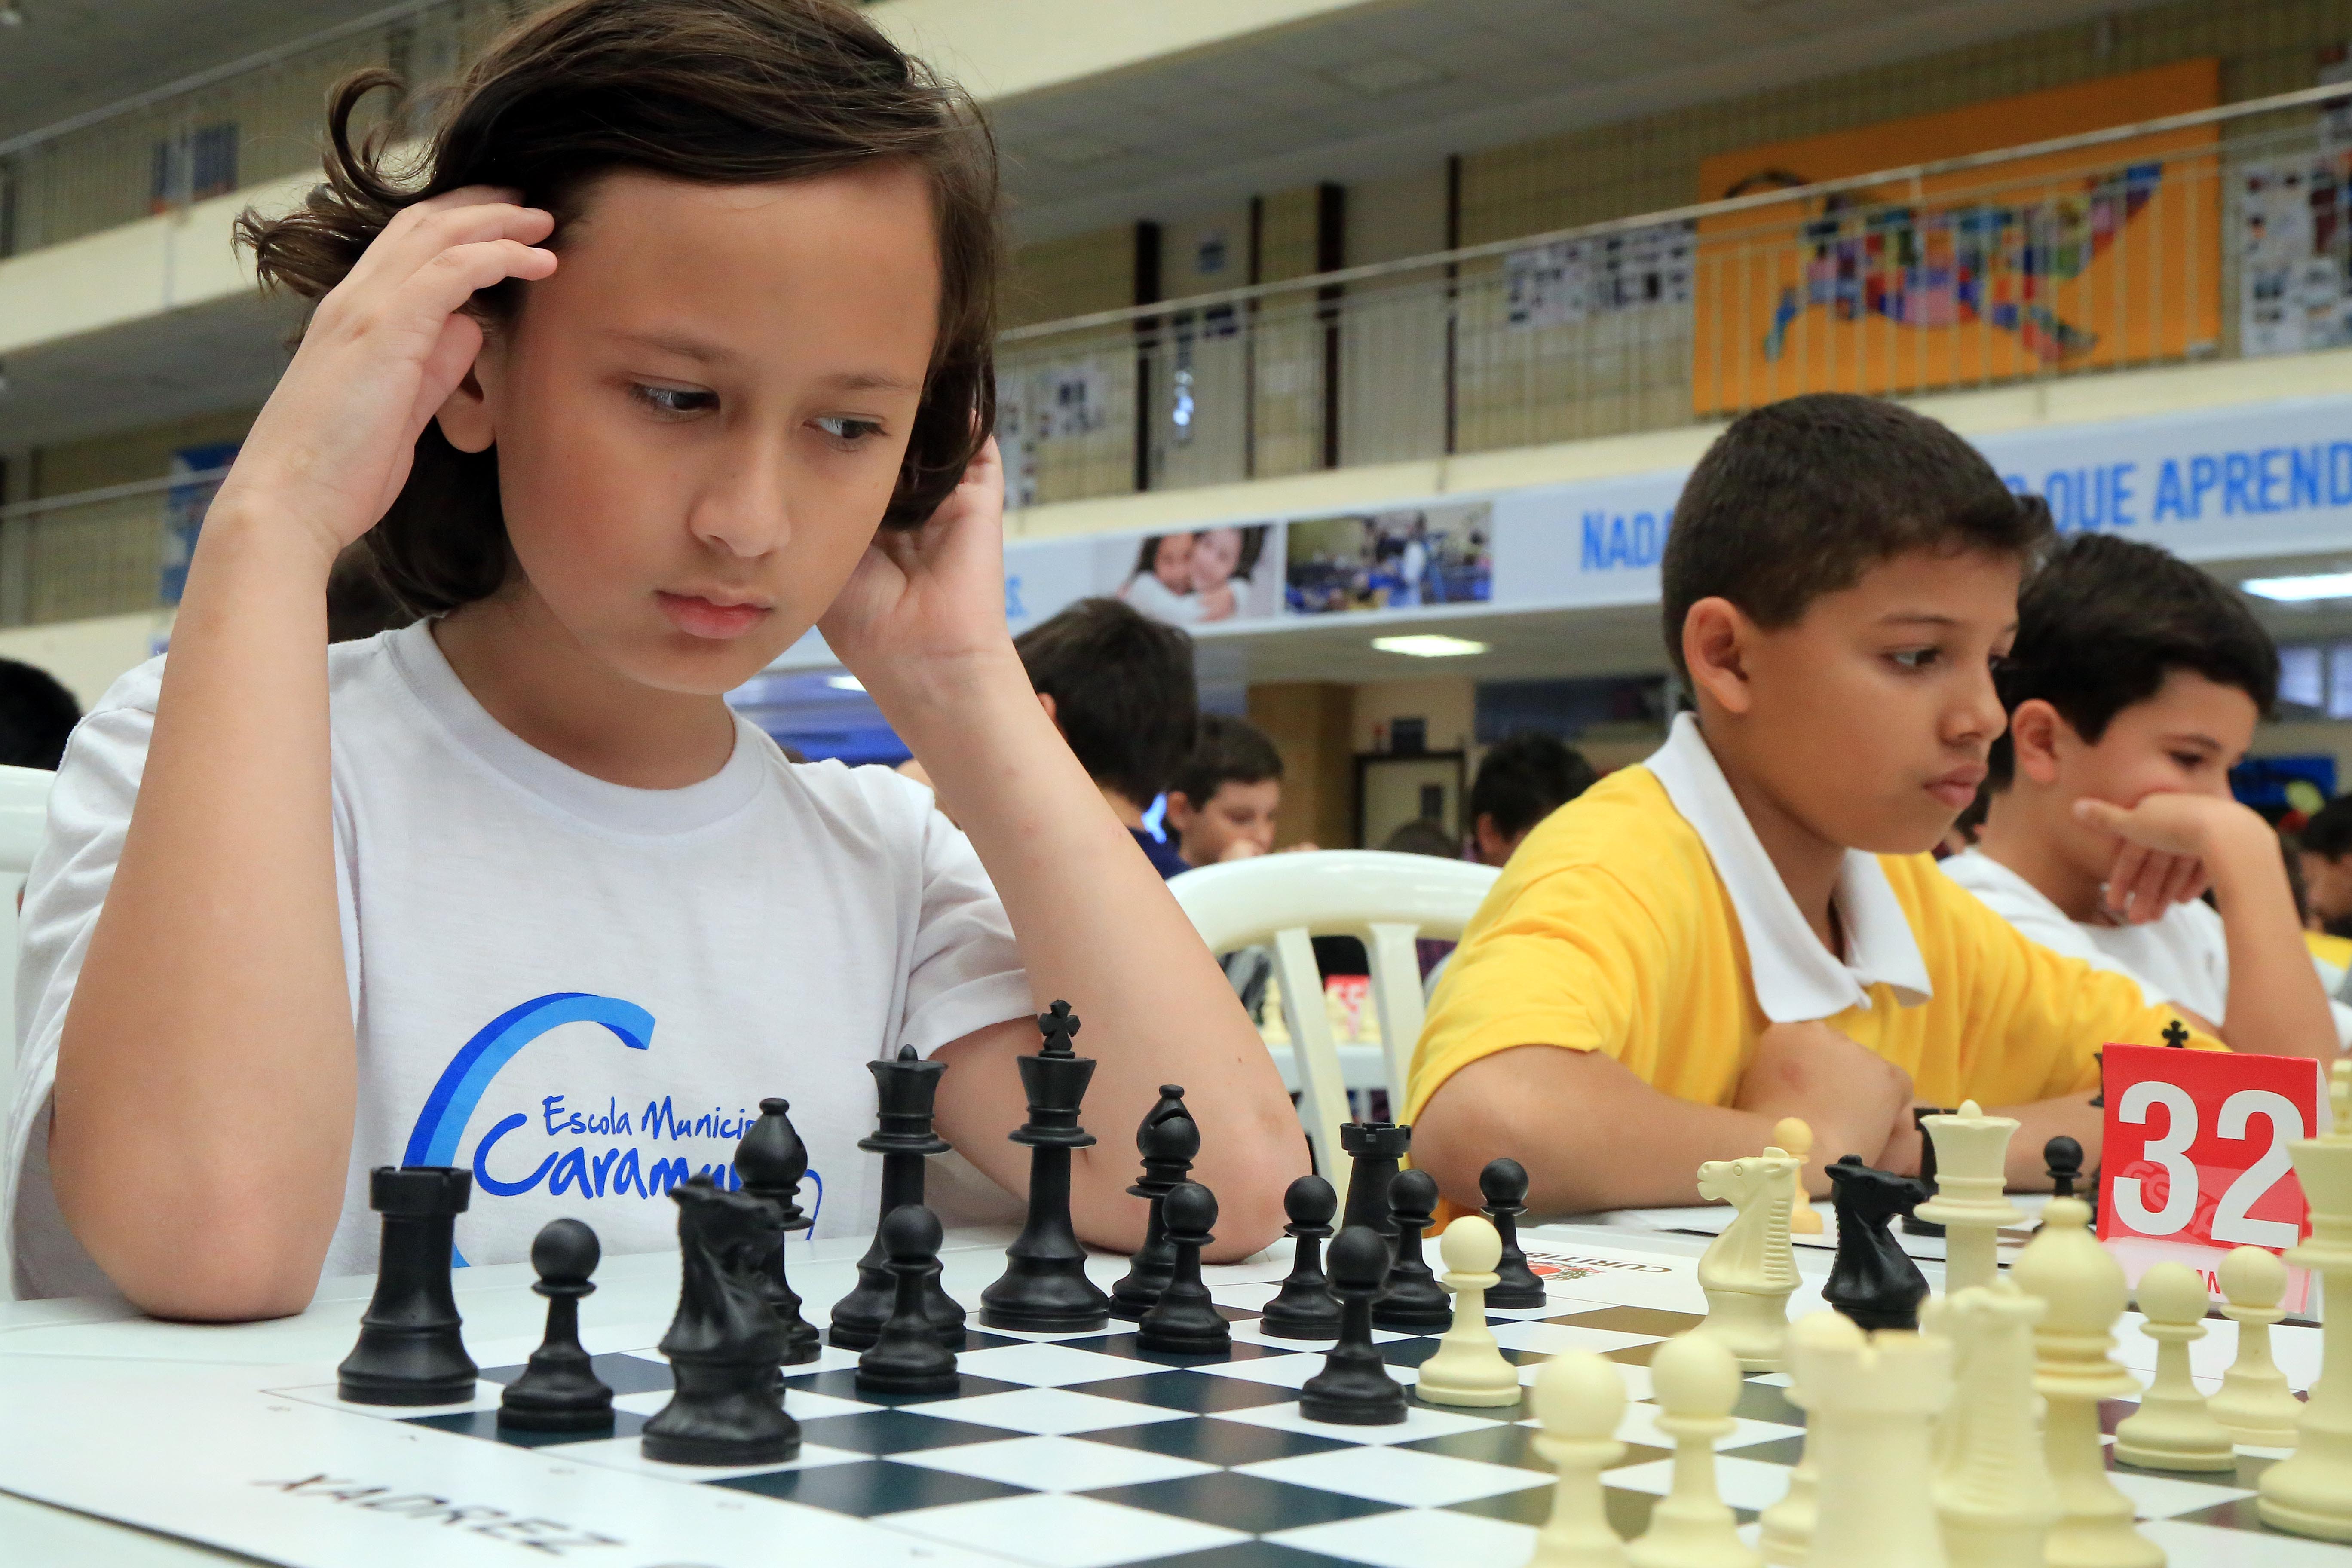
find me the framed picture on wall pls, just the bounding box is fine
[1354,750,1466,851]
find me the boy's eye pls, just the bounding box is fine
[2170,752,2207,771]
[816,416,886,444]
[633,383,716,416]
[1889,648,1939,671]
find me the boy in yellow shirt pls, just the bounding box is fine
[1408,394,2214,1216]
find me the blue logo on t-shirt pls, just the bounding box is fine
[401,992,823,1263]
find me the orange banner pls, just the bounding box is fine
[1691,61,2221,416]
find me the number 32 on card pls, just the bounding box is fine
[2097,1042,2331,1309]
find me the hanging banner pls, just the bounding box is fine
[766,390,2352,669]
[1691,61,2223,416]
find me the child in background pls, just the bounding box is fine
[2299,794,2352,940]
[1165,713,1292,864]
[1945,533,2346,1060]
[1187,526,1247,622]
[0,659,82,771]
[1467,732,1598,866]
[1118,533,1197,622]
[1014,597,1198,880]
[1409,395,2217,1217]
[8,0,1300,1314]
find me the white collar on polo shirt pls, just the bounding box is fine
[1643,711,1933,1023]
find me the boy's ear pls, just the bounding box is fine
[1681,597,1756,716]
[435,360,497,455]
[2009,698,2067,786]
[1035,691,1059,731]
[1163,790,1196,831]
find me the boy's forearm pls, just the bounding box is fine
[1414,1047,1783,1215]
[2205,812,2340,1063]
[878,649,1305,1255]
[1991,1094,2102,1188]
[52,505,356,1320]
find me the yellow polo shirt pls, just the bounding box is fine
[1404,763,2213,1124]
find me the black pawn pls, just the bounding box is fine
[1260,1174,1344,1340]
[1339,1121,1412,1243]
[1137,1182,1232,1354]
[2037,1135,2085,1235]
[830,1046,963,1351]
[1372,1169,1453,1331]
[1300,1226,1408,1425]
[1110,1090,1198,1320]
[735,1097,822,1366]
[1823,1154,1930,1333]
[1479,1157,1547,1309]
[338,1166,479,1406]
[1902,1106,1949,1238]
[857,1206,962,1396]
[980,1001,1113,1332]
[499,1219,615,1432]
[2046,1135,2084,1199]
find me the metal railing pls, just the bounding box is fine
[6,82,2352,624]
[0,0,525,257]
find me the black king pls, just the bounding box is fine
[979,1001,1113,1332]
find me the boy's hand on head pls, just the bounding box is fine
[1732,1020,1913,1185]
[214,187,558,568]
[820,436,1017,705]
[2074,793,2269,924]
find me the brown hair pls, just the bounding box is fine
[1659,393,2052,681]
[238,0,999,616]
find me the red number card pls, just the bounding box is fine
[2097,1043,2329,1313]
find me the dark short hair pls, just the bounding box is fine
[240,0,998,616]
[0,658,82,770]
[1470,732,1597,841]
[1171,713,1283,807]
[1015,598,1196,805]
[2300,795,2352,861]
[1985,533,2277,790]
[1661,394,2052,679]
[1381,819,1461,858]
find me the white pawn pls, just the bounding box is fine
[1418,1216,1520,1408]
[2113,1261,2235,1471]
[1774,1118,1822,1236]
[2211,1245,2301,1448]
[1629,1333,1763,1568]
[1525,1352,1632,1568]
[2012,1195,2162,1568]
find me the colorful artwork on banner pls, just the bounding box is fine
[1691,61,2222,415]
[1099,522,1283,626]
[1283,500,1494,616]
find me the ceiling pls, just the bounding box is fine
[991,0,2181,241]
[0,0,396,143]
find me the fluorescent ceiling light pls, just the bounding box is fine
[1372,634,1489,658]
[827,674,866,691]
[2242,572,2352,602]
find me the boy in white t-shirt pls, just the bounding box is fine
[6,0,1304,1314]
[1944,533,2347,1058]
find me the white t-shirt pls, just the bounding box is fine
[6,623,1031,1301]
[1120,573,1204,624]
[1939,847,2352,1047]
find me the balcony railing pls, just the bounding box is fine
[5,84,2352,626]
[0,0,521,258]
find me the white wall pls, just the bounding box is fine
[0,612,168,709]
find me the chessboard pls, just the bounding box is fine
[0,1228,2336,1568]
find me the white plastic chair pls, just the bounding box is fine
[1169,849,1498,1210]
[0,764,52,1298]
